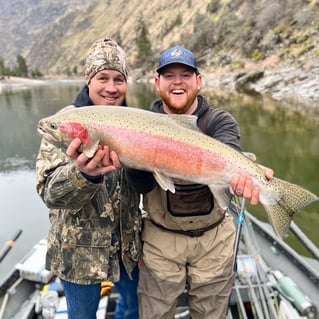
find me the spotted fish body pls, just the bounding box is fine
[37,105,318,238]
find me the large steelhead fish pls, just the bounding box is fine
[37,105,318,238]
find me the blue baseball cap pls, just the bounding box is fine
[156,46,199,75]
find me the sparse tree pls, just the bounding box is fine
[135,16,153,68]
[0,57,12,77]
[15,55,28,77]
[72,65,78,76]
[31,69,43,78]
[114,31,123,47]
[0,58,5,77]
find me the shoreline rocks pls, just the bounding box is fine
[202,59,319,111]
[2,62,319,113]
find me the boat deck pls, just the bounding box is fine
[1,208,318,319]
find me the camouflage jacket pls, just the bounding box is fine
[35,102,142,285]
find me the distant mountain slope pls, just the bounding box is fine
[0,0,97,68]
[1,0,318,77]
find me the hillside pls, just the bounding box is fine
[0,0,96,69]
[1,0,319,79]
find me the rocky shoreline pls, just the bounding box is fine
[2,62,319,114]
[201,58,319,113]
[134,57,319,115]
[0,77,85,94]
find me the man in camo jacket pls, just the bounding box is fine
[35,37,141,319]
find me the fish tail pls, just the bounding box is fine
[263,178,318,238]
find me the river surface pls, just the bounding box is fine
[0,80,318,280]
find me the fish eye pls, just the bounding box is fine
[50,122,58,130]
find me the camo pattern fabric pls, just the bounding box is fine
[85,37,128,83]
[35,131,141,284]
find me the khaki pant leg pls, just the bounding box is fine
[188,268,234,319]
[139,215,235,319]
[187,213,235,319]
[138,260,186,319]
[138,220,188,319]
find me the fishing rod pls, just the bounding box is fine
[232,282,249,319]
[0,229,23,263]
[231,198,265,318]
[235,201,280,319]
[238,212,273,319]
[232,197,246,271]
[250,245,278,318]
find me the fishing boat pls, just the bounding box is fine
[0,202,318,319]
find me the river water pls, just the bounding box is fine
[0,80,318,280]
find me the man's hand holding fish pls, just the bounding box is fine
[66,137,122,176]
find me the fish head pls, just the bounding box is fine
[37,115,97,156]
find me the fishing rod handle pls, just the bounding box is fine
[0,229,23,263]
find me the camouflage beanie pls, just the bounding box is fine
[85,37,128,83]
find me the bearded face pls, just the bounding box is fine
[155,64,202,115]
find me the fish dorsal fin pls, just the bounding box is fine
[167,114,200,131]
[153,170,176,193]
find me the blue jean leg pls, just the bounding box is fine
[60,279,101,319]
[113,264,139,319]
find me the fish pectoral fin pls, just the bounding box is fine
[208,185,233,210]
[81,140,100,158]
[153,171,176,193]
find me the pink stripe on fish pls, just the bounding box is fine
[98,125,227,175]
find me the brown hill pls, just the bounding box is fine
[1,0,319,78]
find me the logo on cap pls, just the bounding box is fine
[171,48,183,57]
[157,45,199,75]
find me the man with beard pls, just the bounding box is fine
[126,45,273,319]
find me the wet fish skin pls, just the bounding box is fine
[37,105,319,239]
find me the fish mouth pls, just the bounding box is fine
[37,126,48,137]
[37,125,56,143]
[37,126,45,135]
